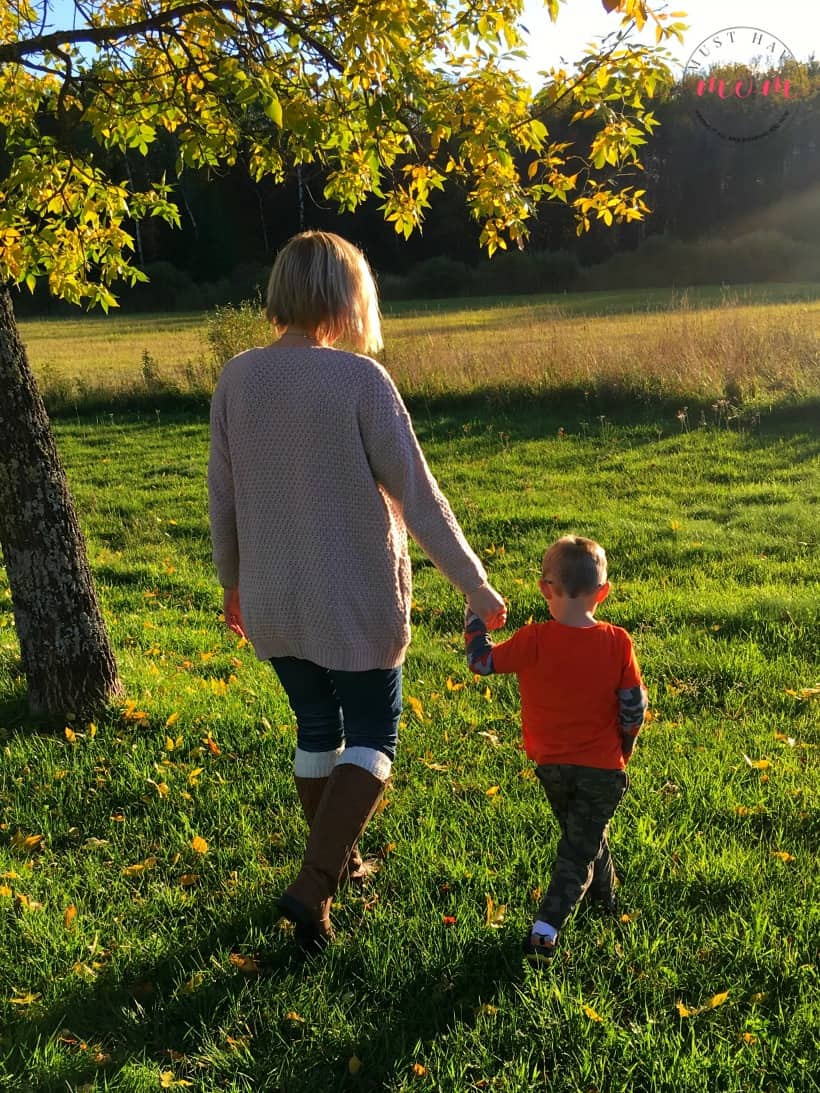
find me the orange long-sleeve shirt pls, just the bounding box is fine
[487,620,644,770]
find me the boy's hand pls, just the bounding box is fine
[468,583,507,630]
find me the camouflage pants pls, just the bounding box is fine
[535,764,629,931]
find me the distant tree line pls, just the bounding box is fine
[11,63,819,315]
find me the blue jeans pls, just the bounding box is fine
[270,657,402,760]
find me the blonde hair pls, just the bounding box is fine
[265,231,382,354]
[542,536,608,598]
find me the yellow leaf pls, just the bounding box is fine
[485,893,506,928]
[229,953,258,975]
[191,836,208,855]
[11,832,44,854]
[446,677,465,691]
[122,857,157,876]
[771,851,795,863]
[9,991,40,1006]
[411,1063,427,1076]
[187,767,204,786]
[348,1055,362,1075]
[175,971,205,996]
[583,1004,604,1022]
[484,686,492,701]
[159,1072,193,1088]
[166,712,180,728]
[65,726,77,743]
[676,1000,696,1017]
[740,1031,757,1045]
[476,1003,499,1016]
[179,873,199,887]
[705,991,729,1010]
[88,723,98,738]
[284,1010,305,1023]
[743,755,771,771]
[485,785,501,797]
[0,885,12,898]
[620,910,641,922]
[407,696,424,720]
[63,903,77,929]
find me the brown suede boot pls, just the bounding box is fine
[294,775,377,886]
[280,764,386,949]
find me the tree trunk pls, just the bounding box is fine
[0,286,121,717]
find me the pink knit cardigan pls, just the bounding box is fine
[208,345,487,670]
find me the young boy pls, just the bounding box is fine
[464,535,647,966]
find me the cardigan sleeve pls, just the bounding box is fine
[359,364,487,596]
[208,377,240,589]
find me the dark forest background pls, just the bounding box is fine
[12,68,820,315]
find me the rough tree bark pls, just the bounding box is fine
[0,286,121,716]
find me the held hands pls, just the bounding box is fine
[222,586,247,639]
[467,582,507,631]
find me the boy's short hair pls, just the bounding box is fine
[541,536,607,598]
[265,231,383,355]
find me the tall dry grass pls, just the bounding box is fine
[19,287,820,410]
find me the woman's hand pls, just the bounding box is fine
[467,583,507,631]
[222,586,247,639]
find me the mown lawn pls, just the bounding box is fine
[1,293,819,1091]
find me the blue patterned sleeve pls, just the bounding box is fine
[464,608,495,675]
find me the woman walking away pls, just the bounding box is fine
[208,231,506,952]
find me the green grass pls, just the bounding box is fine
[1,392,818,1092]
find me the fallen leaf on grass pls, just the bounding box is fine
[159,1072,193,1088]
[442,915,457,927]
[743,755,771,770]
[64,726,77,743]
[478,731,500,747]
[179,873,199,887]
[407,696,425,720]
[620,911,641,923]
[284,1011,305,1023]
[485,785,501,797]
[175,972,205,997]
[446,677,465,692]
[485,894,506,928]
[348,1055,362,1075]
[63,904,77,929]
[740,1032,757,1045]
[583,1005,604,1023]
[9,991,40,1006]
[676,991,729,1017]
[411,1063,427,1076]
[0,885,12,898]
[191,836,208,855]
[165,712,181,728]
[476,1004,499,1016]
[15,893,44,911]
[10,832,44,854]
[122,857,157,876]
[784,685,820,700]
[773,732,796,747]
[771,851,795,863]
[229,953,258,975]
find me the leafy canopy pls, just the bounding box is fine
[0,1,685,307]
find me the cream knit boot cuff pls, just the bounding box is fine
[336,746,392,782]
[294,745,344,778]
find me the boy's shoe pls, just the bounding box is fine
[523,930,557,968]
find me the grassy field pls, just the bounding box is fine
[18,282,820,408]
[1,288,819,1091]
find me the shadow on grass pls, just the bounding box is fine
[2,898,526,1093]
